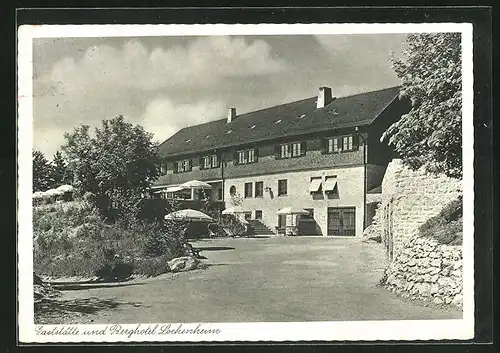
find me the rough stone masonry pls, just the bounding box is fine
[371,159,463,306]
[384,236,463,306]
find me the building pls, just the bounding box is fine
[153,86,410,237]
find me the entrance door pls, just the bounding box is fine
[327,207,356,236]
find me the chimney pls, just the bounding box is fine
[227,107,237,123]
[316,86,333,109]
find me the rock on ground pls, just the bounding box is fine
[168,256,200,273]
[34,284,61,302]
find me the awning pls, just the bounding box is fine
[324,177,338,192]
[308,178,322,193]
[277,207,310,215]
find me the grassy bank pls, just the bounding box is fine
[33,200,185,279]
[419,196,463,245]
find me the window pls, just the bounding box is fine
[203,156,211,169]
[244,182,253,198]
[159,163,167,175]
[201,154,219,169]
[309,177,322,194]
[229,185,236,196]
[277,214,286,228]
[175,159,192,173]
[214,187,223,201]
[277,142,306,159]
[235,148,257,165]
[325,134,357,154]
[247,149,255,163]
[327,137,342,153]
[198,189,210,200]
[255,181,264,197]
[255,210,263,220]
[278,179,288,196]
[343,135,354,151]
[244,213,252,220]
[238,150,247,164]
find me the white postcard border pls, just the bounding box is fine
[18,22,475,343]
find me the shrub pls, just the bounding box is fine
[215,216,247,237]
[33,200,185,279]
[419,196,463,245]
[134,254,171,277]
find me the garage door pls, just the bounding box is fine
[327,207,356,236]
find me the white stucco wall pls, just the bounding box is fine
[223,166,365,236]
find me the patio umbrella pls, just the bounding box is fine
[165,186,185,193]
[164,208,214,223]
[277,207,310,215]
[43,188,64,198]
[222,206,246,215]
[55,184,74,193]
[180,180,212,189]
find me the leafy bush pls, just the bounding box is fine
[33,200,185,278]
[213,216,247,237]
[134,254,171,277]
[419,196,463,245]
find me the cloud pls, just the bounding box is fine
[33,36,287,157]
[141,98,227,143]
[314,34,406,89]
[39,36,287,94]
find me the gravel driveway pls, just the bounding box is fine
[38,237,462,323]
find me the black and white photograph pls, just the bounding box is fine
[17,23,474,342]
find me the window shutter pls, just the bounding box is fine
[274,144,281,159]
[321,139,327,154]
[199,157,204,170]
[352,134,360,150]
[188,159,192,171]
[300,141,307,156]
[173,161,178,173]
[233,151,239,165]
[215,155,220,168]
[254,148,259,162]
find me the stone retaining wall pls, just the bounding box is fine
[384,235,463,306]
[371,159,463,307]
[379,159,462,259]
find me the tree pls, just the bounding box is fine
[62,115,160,218]
[384,33,462,179]
[50,151,73,188]
[32,150,52,192]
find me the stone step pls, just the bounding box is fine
[247,220,275,235]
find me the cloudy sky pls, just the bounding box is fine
[33,34,407,159]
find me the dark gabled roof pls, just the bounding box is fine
[158,86,400,158]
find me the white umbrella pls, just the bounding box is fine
[166,186,185,193]
[32,191,45,199]
[180,180,212,189]
[222,206,246,215]
[56,184,74,193]
[43,189,64,197]
[277,207,310,215]
[164,208,214,223]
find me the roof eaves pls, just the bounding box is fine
[162,119,374,159]
[368,88,401,126]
